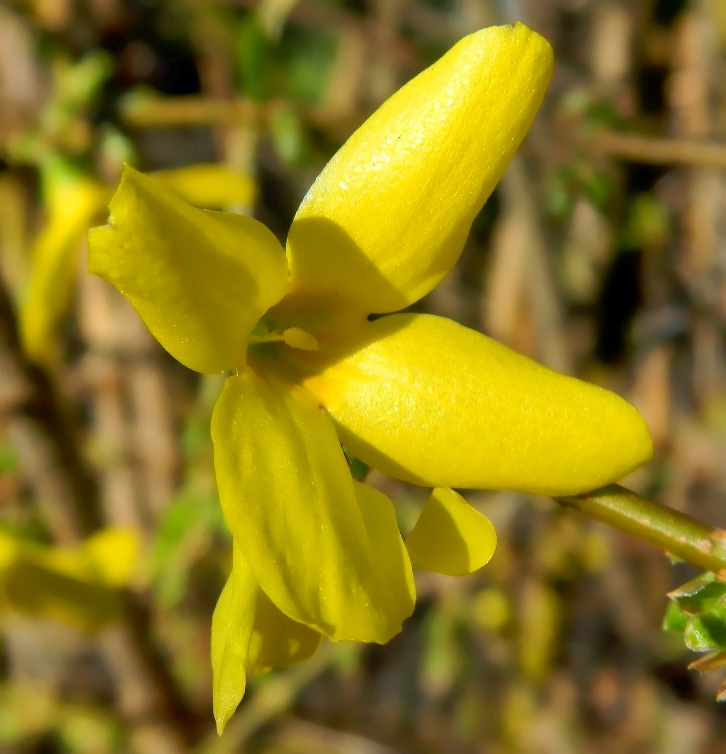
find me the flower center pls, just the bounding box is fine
[248,326,318,351]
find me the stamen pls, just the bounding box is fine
[248,331,286,345]
[249,327,318,351]
[282,327,318,351]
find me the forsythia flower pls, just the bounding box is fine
[0,527,138,632]
[88,23,653,732]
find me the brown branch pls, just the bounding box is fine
[121,95,264,129]
[0,281,101,542]
[591,129,726,170]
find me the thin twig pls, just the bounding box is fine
[121,95,263,129]
[554,484,726,573]
[0,276,102,541]
[592,129,726,170]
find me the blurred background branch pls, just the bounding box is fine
[0,273,197,753]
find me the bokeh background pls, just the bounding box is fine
[2,0,726,751]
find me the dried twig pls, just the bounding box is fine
[592,129,726,170]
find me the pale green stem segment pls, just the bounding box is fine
[554,484,726,574]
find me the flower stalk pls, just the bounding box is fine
[554,484,726,574]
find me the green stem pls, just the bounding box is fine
[554,484,726,573]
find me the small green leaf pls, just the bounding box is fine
[349,457,370,482]
[669,576,726,615]
[0,443,18,475]
[685,614,726,652]
[545,167,574,220]
[278,23,337,105]
[668,573,715,597]
[236,15,274,102]
[270,104,307,166]
[689,650,726,673]
[582,171,611,211]
[662,601,688,633]
[149,492,228,607]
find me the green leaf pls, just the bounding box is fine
[148,492,228,607]
[582,171,611,211]
[545,167,575,221]
[278,23,337,105]
[669,575,725,615]
[669,572,716,595]
[349,457,370,482]
[270,104,307,166]
[0,443,18,475]
[236,15,274,102]
[685,614,726,652]
[57,50,114,113]
[662,601,688,633]
[689,650,726,673]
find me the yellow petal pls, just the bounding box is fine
[353,480,415,604]
[248,588,322,676]
[151,164,256,209]
[285,23,553,314]
[404,488,496,576]
[88,165,287,374]
[211,369,414,643]
[301,314,653,496]
[0,529,131,633]
[80,527,140,587]
[2,560,125,632]
[0,532,17,571]
[20,176,109,364]
[9,526,138,589]
[211,546,257,735]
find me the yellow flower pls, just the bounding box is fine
[88,23,652,732]
[0,527,138,632]
[20,160,255,366]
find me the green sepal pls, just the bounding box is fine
[684,614,726,652]
[669,578,726,616]
[662,601,688,633]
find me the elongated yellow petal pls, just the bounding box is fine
[353,481,415,604]
[211,369,414,643]
[151,164,256,209]
[2,526,139,588]
[2,560,125,632]
[75,527,139,587]
[301,314,653,496]
[211,547,257,735]
[0,528,138,633]
[88,165,287,374]
[20,177,109,364]
[285,23,552,314]
[248,588,322,676]
[404,488,496,576]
